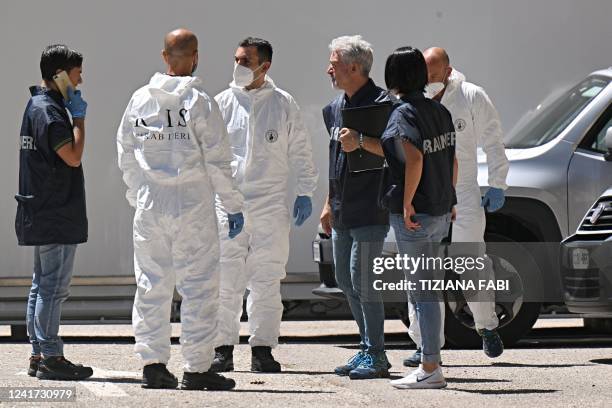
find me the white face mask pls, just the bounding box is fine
[424,82,445,99]
[233,62,264,87]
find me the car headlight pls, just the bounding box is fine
[571,248,590,270]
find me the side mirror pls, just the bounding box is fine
[605,127,612,161]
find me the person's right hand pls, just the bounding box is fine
[66,88,87,119]
[320,204,332,236]
[403,203,421,231]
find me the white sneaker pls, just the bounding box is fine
[390,366,447,389]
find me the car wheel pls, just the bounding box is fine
[444,301,541,348]
[443,232,542,348]
[10,324,28,341]
[319,263,337,288]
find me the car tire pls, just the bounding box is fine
[319,263,337,288]
[443,301,541,348]
[10,324,28,341]
[443,232,542,348]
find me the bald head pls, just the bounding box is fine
[162,28,198,76]
[424,47,450,67]
[423,47,452,86]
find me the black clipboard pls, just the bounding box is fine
[342,103,393,172]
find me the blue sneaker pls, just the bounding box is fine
[403,348,422,367]
[478,328,504,358]
[348,352,390,380]
[334,351,366,376]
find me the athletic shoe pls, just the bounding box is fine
[28,356,41,377]
[210,345,234,372]
[142,363,178,389]
[390,366,447,389]
[403,348,422,367]
[478,328,504,358]
[348,352,390,380]
[181,371,236,391]
[334,351,366,376]
[36,356,93,381]
[251,346,281,373]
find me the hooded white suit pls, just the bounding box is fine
[117,73,242,372]
[410,70,509,346]
[214,76,317,348]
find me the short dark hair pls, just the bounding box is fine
[384,46,428,94]
[40,44,83,81]
[238,37,273,63]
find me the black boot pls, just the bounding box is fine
[36,356,93,381]
[28,356,41,377]
[210,345,234,372]
[181,371,236,391]
[142,363,178,389]
[251,346,281,373]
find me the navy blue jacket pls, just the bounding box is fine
[15,86,87,246]
[323,79,392,229]
[380,92,457,216]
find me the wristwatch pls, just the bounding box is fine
[359,133,364,150]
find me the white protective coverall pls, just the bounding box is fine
[117,73,242,372]
[409,69,509,346]
[214,76,318,348]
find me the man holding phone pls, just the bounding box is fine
[16,44,91,380]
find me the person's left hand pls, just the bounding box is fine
[339,128,359,152]
[481,187,505,212]
[293,196,312,226]
[227,212,244,238]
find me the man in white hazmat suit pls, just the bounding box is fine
[211,37,318,373]
[117,28,244,391]
[403,47,509,366]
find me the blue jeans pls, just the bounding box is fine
[332,224,389,355]
[390,213,451,364]
[26,244,77,357]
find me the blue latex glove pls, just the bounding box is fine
[65,88,87,118]
[481,187,505,212]
[293,195,312,226]
[227,212,244,239]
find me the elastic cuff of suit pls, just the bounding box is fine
[249,340,279,349]
[141,358,168,367]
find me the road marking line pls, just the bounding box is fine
[79,381,128,397]
[15,367,137,397]
[78,367,140,398]
[92,367,141,378]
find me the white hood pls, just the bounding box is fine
[147,72,202,96]
[445,69,466,95]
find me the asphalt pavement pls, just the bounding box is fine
[1,319,611,408]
